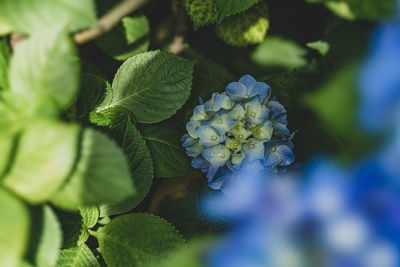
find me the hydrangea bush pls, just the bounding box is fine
[182,74,295,189]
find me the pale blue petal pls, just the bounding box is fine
[208,167,234,190]
[276,145,295,166]
[186,120,200,138]
[186,142,203,157]
[192,105,207,120]
[208,114,237,135]
[242,138,265,161]
[196,125,224,147]
[273,123,290,137]
[206,166,219,180]
[263,150,281,168]
[226,82,247,101]
[248,81,270,102]
[214,93,233,111]
[253,120,273,141]
[204,100,214,113]
[191,156,209,169]
[180,133,190,143]
[229,104,246,120]
[202,145,231,167]
[238,74,257,87]
[182,136,196,147]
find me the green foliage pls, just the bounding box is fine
[214,0,260,23]
[3,120,79,203]
[51,128,135,210]
[251,36,307,69]
[141,121,192,178]
[0,0,97,34]
[94,213,185,267]
[184,0,217,30]
[56,244,99,267]
[96,15,150,61]
[31,206,62,267]
[0,188,29,267]
[91,50,194,124]
[307,0,395,20]
[215,2,269,47]
[9,29,79,112]
[0,38,10,90]
[100,118,153,216]
[307,40,330,56]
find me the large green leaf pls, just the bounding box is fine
[0,0,97,33]
[306,0,395,20]
[100,118,153,216]
[96,15,150,61]
[0,187,30,267]
[32,206,63,267]
[141,121,192,178]
[2,120,79,203]
[51,128,135,210]
[0,38,10,90]
[214,0,259,22]
[56,244,99,267]
[94,213,185,267]
[9,29,79,112]
[251,36,307,70]
[91,50,194,125]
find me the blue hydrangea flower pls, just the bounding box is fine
[182,75,295,189]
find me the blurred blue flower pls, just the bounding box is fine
[182,75,295,190]
[359,20,400,132]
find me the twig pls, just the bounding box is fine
[10,0,148,49]
[74,0,148,44]
[169,0,188,55]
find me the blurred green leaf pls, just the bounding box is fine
[0,17,11,35]
[251,36,307,69]
[0,38,10,90]
[184,0,217,30]
[307,40,330,56]
[33,206,62,267]
[91,50,194,125]
[95,213,185,267]
[141,121,192,178]
[0,0,97,34]
[3,120,79,203]
[215,2,269,47]
[9,29,79,112]
[306,0,395,20]
[100,118,153,216]
[214,0,260,23]
[96,15,150,61]
[56,244,99,267]
[51,128,135,210]
[0,187,30,267]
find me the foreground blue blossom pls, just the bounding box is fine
[181,75,295,189]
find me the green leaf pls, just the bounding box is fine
[184,0,217,30]
[51,128,135,210]
[56,244,100,267]
[96,15,150,61]
[94,213,185,267]
[0,187,30,267]
[0,0,97,34]
[141,121,192,178]
[0,17,12,35]
[9,29,79,112]
[91,50,194,125]
[307,40,330,56]
[214,0,260,23]
[0,38,10,90]
[215,2,269,47]
[100,118,153,216]
[306,0,395,20]
[74,73,109,123]
[251,36,307,70]
[55,207,98,248]
[0,131,16,179]
[3,120,80,203]
[303,62,373,159]
[34,206,63,267]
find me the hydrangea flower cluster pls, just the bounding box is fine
[181,74,295,189]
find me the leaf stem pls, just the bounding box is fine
[74,0,149,44]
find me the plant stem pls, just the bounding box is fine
[74,0,149,44]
